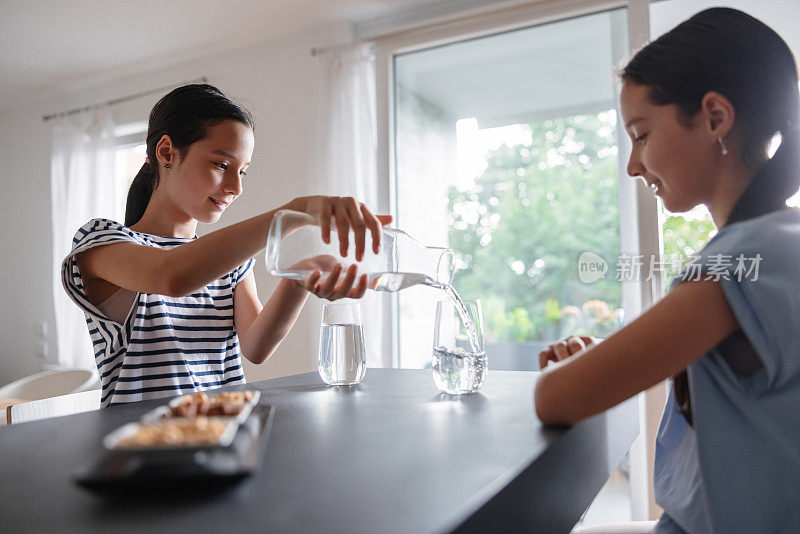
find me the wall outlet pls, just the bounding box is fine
[36,341,49,358]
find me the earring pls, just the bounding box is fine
[718,137,728,156]
[164,164,170,169]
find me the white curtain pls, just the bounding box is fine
[310,43,387,366]
[51,106,117,372]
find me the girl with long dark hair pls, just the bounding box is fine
[536,8,800,533]
[62,84,388,407]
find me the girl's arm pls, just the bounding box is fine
[534,279,740,425]
[76,196,383,299]
[234,263,368,364]
[232,273,305,364]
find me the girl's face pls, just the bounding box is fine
[165,120,255,224]
[620,81,719,213]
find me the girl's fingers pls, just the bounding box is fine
[343,198,367,262]
[567,336,586,355]
[317,264,343,297]
[349,274,368,299]
[330,264,358,300]
[320,203,333,245]
[552,339,571,361]
[311,196,389,257]
[582,336,602,348]
[334,201,351,258]
[539,348,555,370]
[360,204,383,255]
[305,271,322,292]
[543,335,595,367]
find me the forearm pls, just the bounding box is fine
[534,280,738,425]
[165,199,309,296]
[239,279,310,364]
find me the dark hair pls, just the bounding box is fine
[622,8,800,426]
[622,7,800,225]
[125,84,254,226]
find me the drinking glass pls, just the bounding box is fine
[432,299,486,394]
[318,302,366,386]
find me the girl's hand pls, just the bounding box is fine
[303,264,368,301]
[288,256,368,300]
[538,335,602,370]
[290,196,392,261]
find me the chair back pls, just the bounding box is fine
[0,369,97,400]
[6,389,101,425]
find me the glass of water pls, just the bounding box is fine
[319,302,366,386]
[432,299,486,394]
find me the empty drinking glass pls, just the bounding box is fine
[432,299,486,394]
[319,302,366,386]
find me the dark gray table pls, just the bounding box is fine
[0,369,638,533]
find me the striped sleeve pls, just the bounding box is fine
[61,219,141,321]
[232,257,255,286]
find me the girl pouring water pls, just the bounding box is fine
[62,84,389,407]
[535,8,800,533]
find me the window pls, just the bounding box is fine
[388,9,634,524]
[393,10,629,371]
[375,0,800,523]
[112,121,147,221]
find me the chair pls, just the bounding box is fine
[0,369,100,424]
[0,369,98,400]
[5,389,101,425]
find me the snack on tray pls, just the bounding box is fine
[169,391,256,418]
[114,417,231,448]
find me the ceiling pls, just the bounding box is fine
[6,0,797,117]
[0,0,458,110]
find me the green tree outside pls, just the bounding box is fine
[447,112,715,342]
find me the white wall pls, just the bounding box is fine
[0,22,352,386]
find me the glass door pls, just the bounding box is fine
[393,9,630,373]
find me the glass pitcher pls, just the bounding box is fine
[265,210,454,291]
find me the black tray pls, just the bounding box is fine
[74,403,275,495]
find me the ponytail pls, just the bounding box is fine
[123,83,254,228]
[125,161,158,227]
[727,126,800,225]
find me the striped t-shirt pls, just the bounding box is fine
[62,218,253,406]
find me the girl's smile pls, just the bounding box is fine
[209,196,233,211]
[641,176,663,196]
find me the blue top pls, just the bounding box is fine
[654,208,800,533]
[653,386,711,533]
